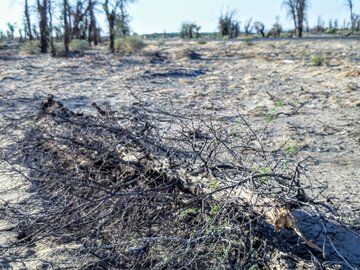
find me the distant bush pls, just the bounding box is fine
[197,40,207,45]
[69,39,90,51]
[311,55,325,66]
[325,28,337,34]
[180,22,201,39]
[218,10,240,38]
[20,40,40,54]
[116,37,146,54]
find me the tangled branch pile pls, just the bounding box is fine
[0,96,357,269]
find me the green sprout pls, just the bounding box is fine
[266,113,275,123]
[209,204,221,217]
[179,207,197,219]
[210,179,218,190]
[284,145,298,157]
[274,99,284,109]
[258,166,272,183]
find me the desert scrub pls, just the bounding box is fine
[69,39,90,51]
[311,55,325,66]
[20,40,40,54]
[116,37,146,54]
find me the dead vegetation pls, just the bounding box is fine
[0,93,359,269]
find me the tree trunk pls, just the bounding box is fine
[25,0,33,40]
[37,0,49,53]
[296,0,306,38]
[63,0,70,52]
[103,0,116,53]
[348,1,354,32]
[109,14,115,53]
[88,0,98,45]
[48,0,56,56]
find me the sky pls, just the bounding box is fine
[0,0,357,35]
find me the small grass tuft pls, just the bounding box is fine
[284,145,298,157]
[311,55,325,66]
[210,179,218,190]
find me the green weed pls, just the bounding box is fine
[179,207,197,219]
[284,145,298,157]
[209,204,221,217]
[312,55,325,66]
[210,179,218,190]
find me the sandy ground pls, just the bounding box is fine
[0,37,359,268]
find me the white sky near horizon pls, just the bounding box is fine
[0,0,358,35]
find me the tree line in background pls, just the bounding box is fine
[1,0,136,54]
[0,0,359,54]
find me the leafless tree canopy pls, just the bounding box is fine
[283,0,308,37]
[344,0,355,32]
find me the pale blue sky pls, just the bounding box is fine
[0,0,357,34]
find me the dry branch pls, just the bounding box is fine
[0,96,358,269]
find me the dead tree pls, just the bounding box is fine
[283,0,308,37]
[24,0,33,40]
[244,18,252,35]
[103,0,117,52]
[71,0,90,39]
[103,0,136,52]
[88,0,98,45]
[254,21,265,37]
[48,0,56,55]
[37,0,49,53]
[63,0,70,52]
[344,0,355,32]
[283,0,297,35]
[1,94,357,269]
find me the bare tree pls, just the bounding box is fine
[88,0,98,45]
[282,0,297,33]
[24,0,33,40]
[282,0,308,37]
[118,0,136,37]
[253,21,265,37]
[37,0,49,52]
[48,0,56,55]
[63,0,70,52]
[71,0,90,39]
[6,23,15,39]
[244,18,253,35]
[344,0,355,32]
[103,0,117,52]
[103,0,137,52]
